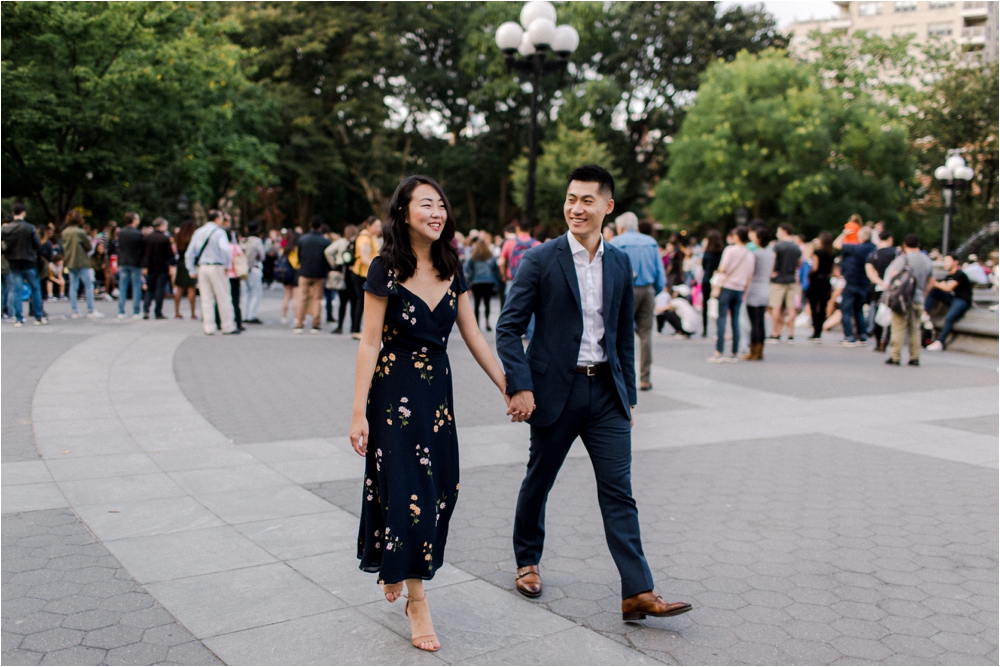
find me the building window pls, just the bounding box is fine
[928,21,955,36]
[892,24,917,35]
[857,2,883,16]
[894,1,917,11]
[928,1,955,8]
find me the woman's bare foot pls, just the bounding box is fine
[404,594,439,652]
[383,582,403,603]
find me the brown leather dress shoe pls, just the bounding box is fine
[621,591,692,621]
[515,565,542,598]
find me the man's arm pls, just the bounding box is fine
[865,263,883,288]
[494,250,540,395]
[619,254,638,409]
[833,231,847,250]
[653,244,667,294]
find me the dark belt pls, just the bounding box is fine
[572,362,609,377]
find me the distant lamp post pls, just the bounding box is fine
[934,153,974,256]
[495,1,579,227]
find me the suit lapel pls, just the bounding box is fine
[556,236,582,313]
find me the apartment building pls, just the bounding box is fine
[788,1,998,61]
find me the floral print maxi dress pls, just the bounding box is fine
[358,257,468,583]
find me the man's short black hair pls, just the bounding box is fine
[207,209,223,223]
[310,215,323,230]
[638,220,654,236]
[567,164,614,199]
[880,229,892,241]
[778,223,794,236]
[903,233,920,249]
[12,202,26,216]
[247,220,260,235]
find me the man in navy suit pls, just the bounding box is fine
[496,165,692,621]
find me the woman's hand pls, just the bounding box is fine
[350,414,369,456]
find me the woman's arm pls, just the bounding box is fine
[349,292,388,456]
[454,292,508,397]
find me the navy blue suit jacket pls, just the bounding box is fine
[495,234,637,428]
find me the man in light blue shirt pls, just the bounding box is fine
[610,212,666,391]
[184,210,237,335]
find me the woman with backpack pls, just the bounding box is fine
[464,236,503,331]
[326,224,358,334]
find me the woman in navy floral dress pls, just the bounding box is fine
[349,176,512,652]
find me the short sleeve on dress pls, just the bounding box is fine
[363,257,395,297]
[454,265,470,294]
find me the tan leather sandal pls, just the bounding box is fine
[404,594,439,652]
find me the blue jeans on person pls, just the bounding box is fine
[841,284,867,342]
[716,287,743,354]
[118,265,143,315]
[925,288,970,347]
[1,273,11,317]
[68,268,95,314]
[9,268,44,323]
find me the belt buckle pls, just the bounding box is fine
[585,364,597,377]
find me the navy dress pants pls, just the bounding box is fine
[513,372,655,599]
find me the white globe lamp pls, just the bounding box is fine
[495,21,524,54]
[520,1,556,30]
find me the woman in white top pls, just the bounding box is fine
[709,226,755,362]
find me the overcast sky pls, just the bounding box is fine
[722,1,841,27]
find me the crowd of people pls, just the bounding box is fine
[3,201,996,368]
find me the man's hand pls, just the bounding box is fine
[507,390,535,423]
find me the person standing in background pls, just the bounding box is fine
[61,210,103,319]
[185,210,237,335]
[464,235,503,331]
[141,217,173,320]
[2,203,46,326]
[610,212,666,391]
[768,224,802,343]
[709,227,754,363]
[350,216,382,339]
[116,213,145,319]
[700,230,723,338]
[743,225,775,361]
[806,232,836,342]
[864,230,897,352]
[884,234,933,366]
[241,220,266,324]
[294,215,332,334]
[834,226,876,347]
[172,221,199,320]
[326,225,357,334]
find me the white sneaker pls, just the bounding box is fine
[310,328,320,334]
[118,313,126,319]
[293,327,304,334]
[925,340,943,351]
[14,321,23,327]
[71,313,82,319]
[87,311,105,319]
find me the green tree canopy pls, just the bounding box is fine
[510,124,622,234]
[651,49,912,237]
[2,1,277,226]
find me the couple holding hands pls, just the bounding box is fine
[349,165,690,652]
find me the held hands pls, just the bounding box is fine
[506,390,535,423]
[349,414,369,456]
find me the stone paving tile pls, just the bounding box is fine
[1,508,222,666]
[311,433,998,665]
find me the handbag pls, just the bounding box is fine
[232,252,249,280]
[874,302,892,327]
[707,296,719,319]
[326,269,345,291]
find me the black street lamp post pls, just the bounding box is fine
[495,2,579,228]
[934,153,974,256]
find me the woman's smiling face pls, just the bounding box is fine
[406,184,447,244]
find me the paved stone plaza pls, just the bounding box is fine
[2,292,997,665]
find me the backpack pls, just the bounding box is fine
[883,255,916,315]
[341,240,355,268]
[507,237,537,280]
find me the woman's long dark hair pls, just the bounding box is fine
[816,231,834,257]
[705,229,724,253]
[175,220,196,253]
[380,175,460,282]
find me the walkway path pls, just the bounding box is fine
[3,293,997,665]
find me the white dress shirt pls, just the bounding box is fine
[567,232,607,365]
[184,222,231,275]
